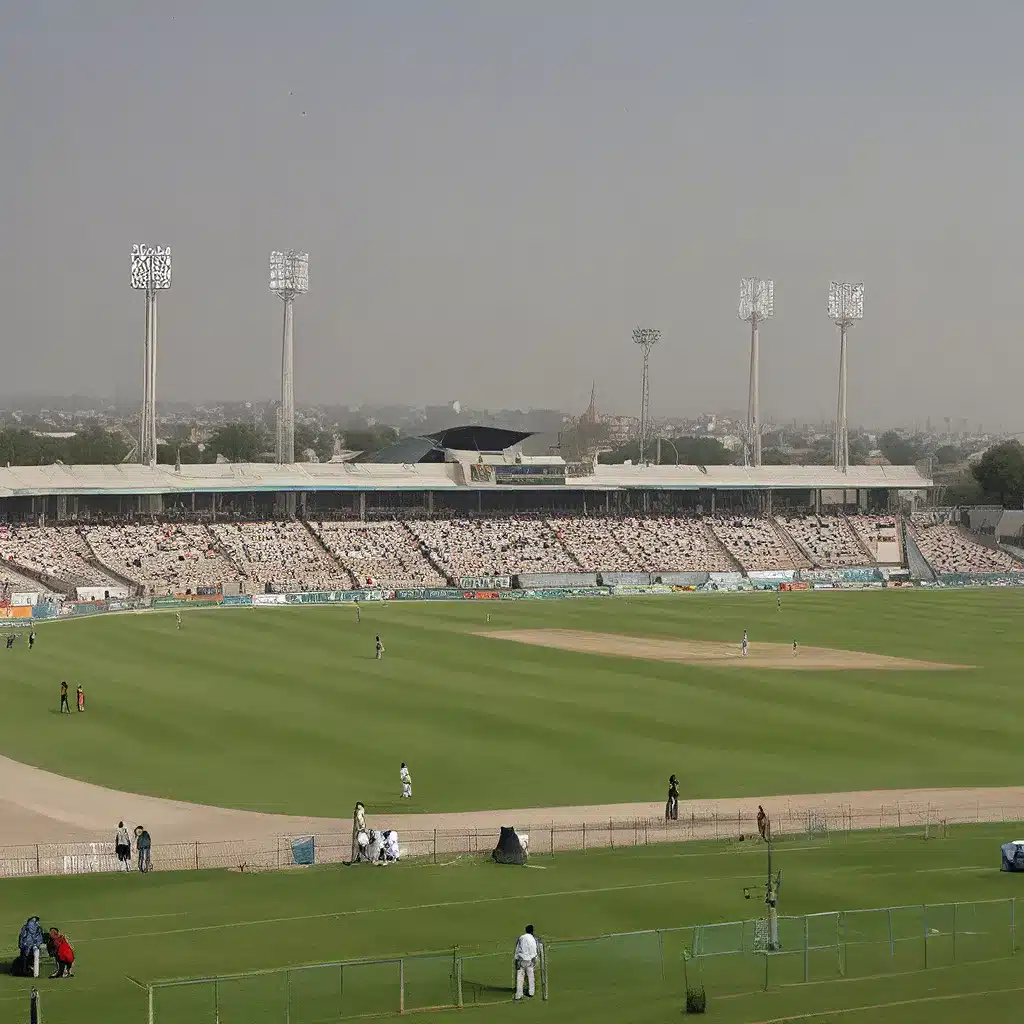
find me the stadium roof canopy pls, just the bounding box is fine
[363,436,447,464]
[424,425,532,451]
[0,461,932,497]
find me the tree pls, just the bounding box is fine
[934,444,963,467]
[972,440,1024,506]
[598,435,735,466]
[293,424,336,462]
[342,426,400,457]
[203,423,269,463]
[878,431,924,465]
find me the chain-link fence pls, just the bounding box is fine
[3,800,1020,878]
[143,899,1017,1022]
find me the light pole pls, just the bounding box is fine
[270,250,309,465]
[632,327,660,465]
[827,282,864,473]
[130,244,172,467]
[738,279,774,468]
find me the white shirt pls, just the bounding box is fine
[116,827,130,847]
[354,806,365,831]
[514,933,539,963]
[400,766,411,784]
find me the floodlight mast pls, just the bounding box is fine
[270,250,309,467]
[632,328,661,465]
[827,282,864,473]
[738,279,774,468]
[130,245,172,467]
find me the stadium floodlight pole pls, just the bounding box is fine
[632,327,661,465]
[738,279,774,468]
[827,282,865,474]
[130,244,172,467]
[270,250,309,465]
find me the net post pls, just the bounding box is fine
[285,969,291,1024]
[147,984,154,1024]
[803,916,809,982]
[582,823,586,851]
[30,986,41,1024]
[952,902,957,962]
[1011,898,1016,955]
[541,942,549,1001]
[195,841,200,871]
[399,958,405,1015]
[455,949,463,1008]
[923,905,929,969]
[657,929,665,982]
[214,978,220,1024]
[888,908,894,957]
[433,830,437,864]
[339,963,344,1016]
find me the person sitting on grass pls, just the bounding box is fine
[47,928,75,979]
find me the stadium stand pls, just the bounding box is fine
[408,516,580,578]
[0,564,46,596]
[848,514,902,563]
[550,515,735,572]
[86,523,242,596]
[775,514,871,567]
[909,522,1024,575]
[309,521,447,589]
[0,526,120,590]
[208,521,350,592]
[709,516,810,571]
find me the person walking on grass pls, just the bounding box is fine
[77,685,85,712]
[400,762,412,800]
[135,825,152,872]
[665,774,679,821]
[375,634,385,660]
[60,680,71,714]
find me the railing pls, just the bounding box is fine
[2,800,1022,879]
[143,898,1017,1022]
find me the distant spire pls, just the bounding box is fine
[585,382,597,424]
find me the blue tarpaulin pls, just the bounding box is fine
[291,837,316,866]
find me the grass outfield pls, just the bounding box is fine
[0,589,1022,814]
[1,825,1023,1023]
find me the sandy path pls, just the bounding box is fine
[1,755,1022,850]
[476,629,968,671]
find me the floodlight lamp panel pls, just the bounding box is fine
[828,281,865,321]
[130,244,172,290]
[739,278,774,321]
[632,327,661,348]
[270,249,310,294]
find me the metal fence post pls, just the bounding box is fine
[803,915,809,982]
[582,823,586,851]
[456,957,464,1007]
[541,942,549,1001]
[285,969,291,1024]
[433,830,437,864]
[1012,897,1016,955]
[195,841,200,871]
[887,908,894,958]
[214,979,220,1024]
[657,930,665,982]
[148,985,154,1024]
[35,844,40,874]
[923,905,928,969]
[952,902,957,962]
[399,958,405,1015]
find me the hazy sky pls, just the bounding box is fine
[2,2,1023,427]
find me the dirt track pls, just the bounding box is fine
[476,629,969,670]
[0,754,1019,850]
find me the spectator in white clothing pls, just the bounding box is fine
[514,924,540,1001]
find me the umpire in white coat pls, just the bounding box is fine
[514,924,540,1000]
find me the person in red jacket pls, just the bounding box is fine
[48,928,74,978]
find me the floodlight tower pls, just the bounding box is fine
[827,282,865,473]
[738,279,774,468]
[632,327,660,464]
[130,244,172,467]
[270,250,309,465]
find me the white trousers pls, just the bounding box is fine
[401,783,412,798]
[32,946,40,977]
[515,960,535,999]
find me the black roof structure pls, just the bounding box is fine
[424,426,532,452]
[363,436,446,464]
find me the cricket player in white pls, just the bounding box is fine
[514,925,539,1000]
[741,630,749,657]
[350,802,366,863]
[400,762,412,799]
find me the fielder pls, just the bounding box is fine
[175,612,182,630]
[375,634,385,660]
[350,801,367,863]
[400,762,412,799]
[741,630,749,657]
